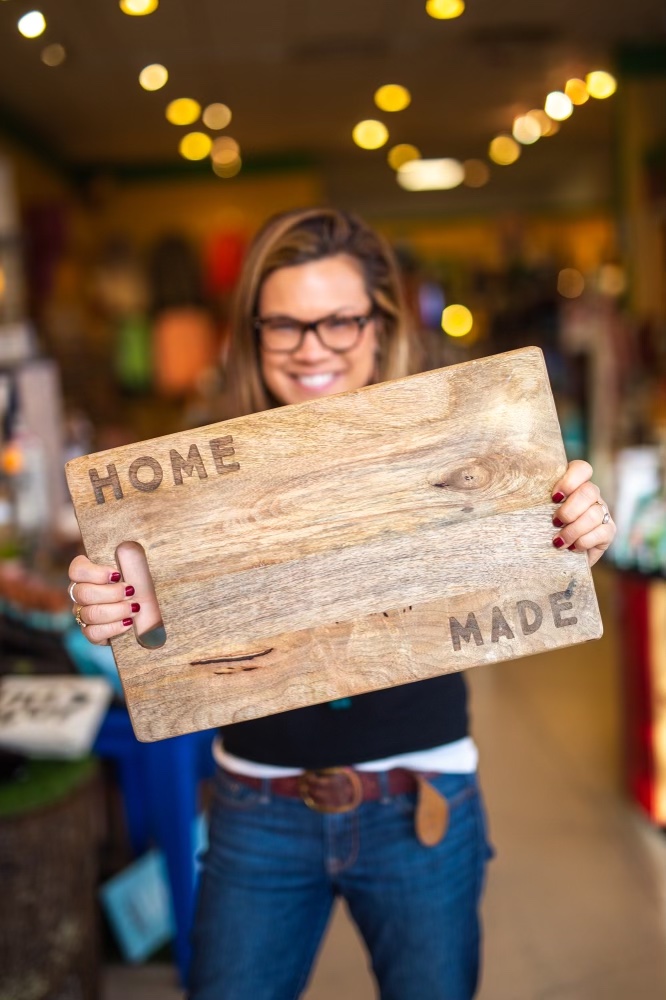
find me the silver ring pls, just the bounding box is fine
[68,581,78,603]
[595,500,611,525]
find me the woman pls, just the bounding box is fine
[68,208,616,1000]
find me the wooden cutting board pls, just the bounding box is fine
[66,347,602,741]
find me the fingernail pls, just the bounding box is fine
[568,544,576,551]
[122,618,133,627]
[130,603,140,613]
[109,572,121,583]
[552,517,563,528]
[552,492,565,503]
[125,586,135,597]
[553,536,565,548]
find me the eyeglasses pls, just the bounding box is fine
[255,310,375,354]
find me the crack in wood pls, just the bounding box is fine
[190,647,274,666]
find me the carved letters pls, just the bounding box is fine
[88,436,240,504]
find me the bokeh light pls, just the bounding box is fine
[211,136,241,165]
[441,304,473,337]
[166,98,201,126]
[179,132,212,161]
[488,135,520,166]
[387,144,421,170]
[374,84,411,113]
[212,157,242,179]
[564,79,589,105]
[18,11,46,38]
[557,268,585,298]
[426,0,465,19]
[526,109,559,137]
[202,103,232,130]
[586,71,617,99]
[512,115,541,145]
[597,264,627,297]
[41,43,66,67]
[544,91,573,121]
[139,64,168,91]
[120,0,159,14]
[397,158,464,191]
[352,120,389,150]
[463,159,490,187]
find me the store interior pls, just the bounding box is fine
[1,1,666,998]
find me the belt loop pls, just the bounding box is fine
[377,770,391,805]
[260,777,271,804]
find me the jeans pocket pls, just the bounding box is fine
[213,768,266,811]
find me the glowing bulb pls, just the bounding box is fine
[166,98,201,126]
[557,268,585,298]
[526,109,558,137]
[512,115,541,145]
[488,135,520,166]
[211,136,240,165]
[585,71,617,99]
[597,264,626,297]
[179,132,212,161]
[120,0,159,14]
[441,304,473,338]
[426,0,465,19]
[203,103,232,130]
[544,91,573,121]
[564,79,589,105]
[18,11,46,38]
[374,84,411,113]
[139,64,168,91]
[212,157,242,178]
[387,144,421,170]
[397,158,464,191]
[352,120,389,150]
[463,159,490,187]
[41,43,66,66]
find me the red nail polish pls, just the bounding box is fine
[109,572,121,583]
[552,492,565,503]
[553,536,565,548]
[568,544,576,551]
[130,603,140,613]
[122,618,133,627]
[552,517,563,528]
[125,586,135,597]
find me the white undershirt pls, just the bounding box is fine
[213,735,478,777]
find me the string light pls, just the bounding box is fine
[166,98,201,126]
[139,64,168,91]
[488,135,520,165]
[374,84,411,112]
[585,71,617,99]
[18,11,46,38]
[41,43,66,66]
[426,0,465,19]
[544,91,573,121]
[387,144,421,170]
[512,115,541,145]
[120,0,159,14]
[557,269,585,298]
[179,132,212,161]
[441,304,473,337]
[564,79,589,105]
[463,160,490,187]
[203,103,232,130]
[352,120,389,150]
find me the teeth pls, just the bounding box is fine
[296,374,336,388]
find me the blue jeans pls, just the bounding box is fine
[189,769,493,1000]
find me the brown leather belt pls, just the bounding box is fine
[226,766,434,815]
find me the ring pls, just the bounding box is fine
[68,581,78,603]
[595,500,611,525]
[74,604,87,629]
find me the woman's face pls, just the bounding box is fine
[257,254,379,406]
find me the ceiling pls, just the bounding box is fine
[0,0,665,215]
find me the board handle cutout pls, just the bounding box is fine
[116,541,167,649]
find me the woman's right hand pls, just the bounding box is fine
[68,554,140,646]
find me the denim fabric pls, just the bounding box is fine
[189,769,494,1000]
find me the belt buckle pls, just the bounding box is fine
[298,767,363,814]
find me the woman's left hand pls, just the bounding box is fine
[550,460,616,568]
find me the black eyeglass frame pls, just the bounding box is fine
[254,310,376,354]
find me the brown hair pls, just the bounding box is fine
[225,207,418,415]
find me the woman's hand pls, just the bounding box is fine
[550,460,616,568]
[68,554,139,646]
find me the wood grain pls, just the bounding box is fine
[66,347,603,741]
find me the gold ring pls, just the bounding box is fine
[74,604,87,629]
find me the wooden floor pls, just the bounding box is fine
[103,565,666,1000]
